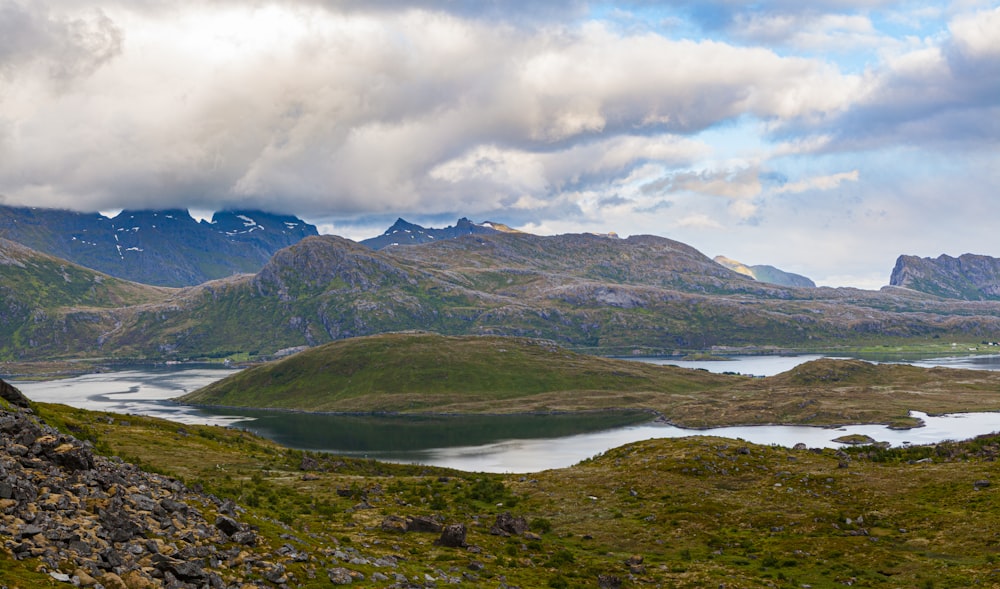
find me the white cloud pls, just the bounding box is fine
[648,167,762,199]
[674,213,724,230]
[802,5,1000,151]
[0,4,861,219]
[0,2,122,84]
[732,12,886,52]
[948,6,1000,58]
[1,0,998,290]
[774,170,859,193]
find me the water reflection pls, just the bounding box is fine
[13,366,247,426]
[210,409,651,452]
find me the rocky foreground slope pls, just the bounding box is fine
[1,377,391,589]
[0,410,277,587]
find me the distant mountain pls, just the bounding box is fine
[8,229,1000,362]
[0,206,317,287]
[360,217,519,250]
[714,256,816,288]
[890,253,1000,300]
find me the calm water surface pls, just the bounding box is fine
[11,354,1000,473]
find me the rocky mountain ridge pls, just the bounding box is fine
[0,206,318,287]
[359,217,519,250]
[890,253,1000,301]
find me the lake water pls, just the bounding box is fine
[10,354,1000,473]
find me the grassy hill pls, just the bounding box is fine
[180,332,732,413]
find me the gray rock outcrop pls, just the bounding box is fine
[890,253,1000,300]
[0,404,284,588]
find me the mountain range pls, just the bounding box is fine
[0,205,318,287]
[4,220,1000,361]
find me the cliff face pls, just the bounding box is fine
[890,253,1000,300]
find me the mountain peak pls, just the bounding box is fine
[384,218,425,235]
[113,209,196,225]
[362,217,504,250]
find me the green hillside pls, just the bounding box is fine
[0,238,173,359]
[180,332,732,412]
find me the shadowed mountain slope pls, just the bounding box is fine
[0,205,317,286]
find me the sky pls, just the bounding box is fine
[1,1,998,289]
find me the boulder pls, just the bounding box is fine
[215,515,242,536]
[99,572,128,589]
[380,515,407,534]
[49,442,95,472]
[328,567,358,585]
[152,553,208,583]
[436,523,467,548]
[406,515,443,533]
[490,512,528,537]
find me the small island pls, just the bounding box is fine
[832,433,878,445]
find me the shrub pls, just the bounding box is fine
[530,517,552,534]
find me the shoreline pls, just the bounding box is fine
[177,400,940,432]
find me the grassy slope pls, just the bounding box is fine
[0,238,176,359]
[0,238,169,309]
[182,334,1000,429]
[9,399,1000,589]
